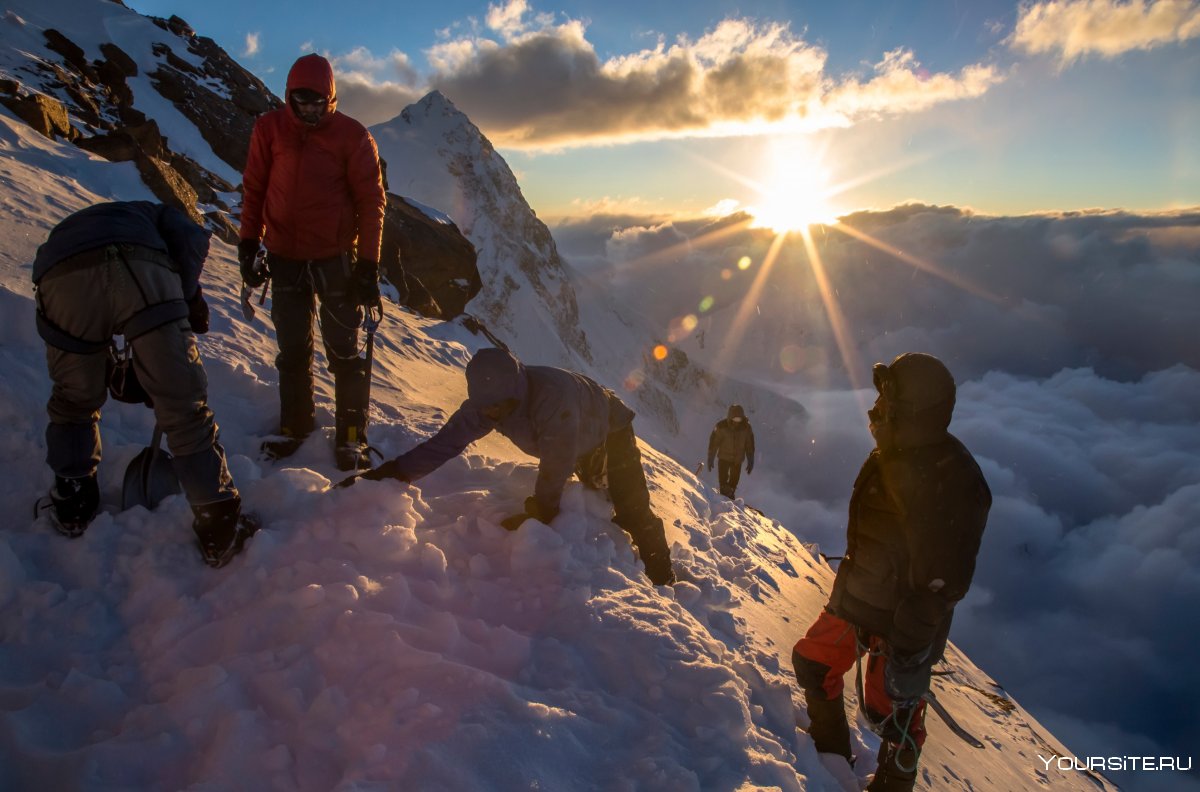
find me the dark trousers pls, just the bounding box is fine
[39,244,236,505]
[595,424,672,581]
[718,458,743,498]
[268,254,369,444]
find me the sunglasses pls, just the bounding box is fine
[292,94,329,108]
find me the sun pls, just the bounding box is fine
[747,140,840,232]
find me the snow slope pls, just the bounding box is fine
[0,96,1111,790]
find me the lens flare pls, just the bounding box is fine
[699,295,714,312]
[652,344,669,361]
[737,256,752,270]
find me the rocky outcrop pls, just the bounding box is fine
[0,91,76,141]
[381,195,480,319]
[146,17,278,172]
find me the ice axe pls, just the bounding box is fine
[240,277,269,323]
[121,425,182,511]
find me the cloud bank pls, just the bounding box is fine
[1011,0,1200,62]
[332,0,1002,145]
[554,205,1200,783]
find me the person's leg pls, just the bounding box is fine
[120,249,247,567]
[267,258,317,456]
[38,255,113,534]
[792,610,862,762]
[726,459,743,497]
[606,423,673,584]
[863,636,927,792]
[717,459,735,497]
[312,257,369,470]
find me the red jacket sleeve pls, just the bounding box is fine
[239,116,272,242]
[348,129,386,261]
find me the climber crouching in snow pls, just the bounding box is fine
[32,201,254,568]
[337,347,676,586]
[791,353,990,791]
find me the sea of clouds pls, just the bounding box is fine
[556,204,1200,790]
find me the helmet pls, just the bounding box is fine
[872,352,955,418]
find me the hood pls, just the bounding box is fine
[726,404,746,421]
[286,54,338,112]
[465,347,528,407]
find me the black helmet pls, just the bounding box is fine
[872,353,955,418]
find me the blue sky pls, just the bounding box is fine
[127,0,1200,222]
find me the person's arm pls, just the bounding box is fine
[707,425,719,469]
[529,406,582,522]
[365,404,492,483]
[155,204,210,299]
[745,426,755,473]
[239,117,272,244]
[348,129,386,262]
[883,456,966,655]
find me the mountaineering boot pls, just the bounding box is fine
[46,474,100,537]
[260,430,307,462]
[631,517,675,585]
[334,357,372,472]
[263,369,317,462]
[193,496,259,568]
[803,693,854,764]
[867,740,919,792]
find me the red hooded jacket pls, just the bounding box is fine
[239,54,385,262]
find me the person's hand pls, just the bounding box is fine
[335,460,406,488]
[746,463,753,475]
[187,287,209,334]
[707,461,713,472]
[352,259,381,308]
[238,238,268,287]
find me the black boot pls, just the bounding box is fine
[334,358,372,472]
[867,740,919,792]
[803,692,854,763]
[630,517,675,585]
[47,474,100,538]
[263,370,315,461]
[261,429,307,462]
[192,496,259,568]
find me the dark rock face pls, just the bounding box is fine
[146,22,279,173]
[381,195,480,319]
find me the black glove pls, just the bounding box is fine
[500,496,557,531]
[187,287,209,334]
[500,513,529,531]
[335,459,407,488]
[746,463,753,475]
[238,238,268,288]
[352,259,381,308]
[707,460,713,471]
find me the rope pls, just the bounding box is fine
[854,632,922,775]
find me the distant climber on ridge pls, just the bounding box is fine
[337,347,677,586]
[791,353,991,791]
[707,403,755,499]
[238,53,387,472]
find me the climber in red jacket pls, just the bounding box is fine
[238,53,387,471]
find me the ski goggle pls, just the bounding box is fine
[872,362,893,396]
[291,91,329,108]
